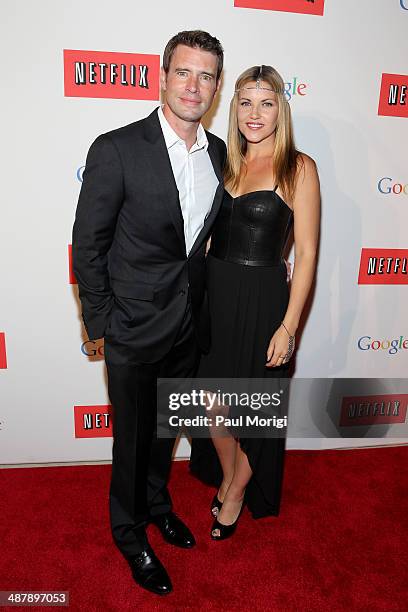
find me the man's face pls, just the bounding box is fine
[161,44,220,123]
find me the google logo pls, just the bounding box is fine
[81,340,104,357]
[378,177,408,195]
[284,77,308,101]
[76,165,85,183]
[358,335,408,355]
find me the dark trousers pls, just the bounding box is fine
[106,302,200,557]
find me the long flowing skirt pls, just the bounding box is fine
[189,254,290,518]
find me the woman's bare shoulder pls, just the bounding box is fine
[296,152,317,172]
[295,152,319,186]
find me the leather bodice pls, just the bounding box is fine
[209,189,293,266]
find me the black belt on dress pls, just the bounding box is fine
[209,251,284,267]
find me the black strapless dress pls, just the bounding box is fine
[189,188,293,518]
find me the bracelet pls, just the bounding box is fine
[281,321,296,362]
[281,321,294,338]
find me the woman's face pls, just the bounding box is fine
[236,80,279,144]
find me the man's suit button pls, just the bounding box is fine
[179,289,186,295]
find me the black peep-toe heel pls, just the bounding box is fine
[210,493,223,518]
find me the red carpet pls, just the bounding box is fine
[0,447,407,611]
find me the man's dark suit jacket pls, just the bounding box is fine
[72,108,226,365]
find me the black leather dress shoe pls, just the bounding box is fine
[126,547,172,595]
[151,512,196,548]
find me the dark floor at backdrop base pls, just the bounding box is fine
[0,447,406,612]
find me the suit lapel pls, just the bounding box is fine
[143,109,224,260]
[188,136,224,259]
[207,134,223,184]
[143,109,186,253]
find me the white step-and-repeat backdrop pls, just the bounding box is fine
[1,0,407,464]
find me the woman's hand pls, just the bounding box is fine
[266,325,294,367]
[285,259,292,282]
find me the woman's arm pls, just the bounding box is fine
[266,154,321,367]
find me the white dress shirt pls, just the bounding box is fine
[157,106,219,255]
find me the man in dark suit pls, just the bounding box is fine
[72,31,226,595]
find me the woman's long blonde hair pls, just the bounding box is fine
[224,65,302,204]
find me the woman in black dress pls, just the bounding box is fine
[189,65,320,539]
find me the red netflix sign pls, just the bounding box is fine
[74,405,113,438]
[64,49,160,100]
[68,244,77,284]
[358,248,408,285]
[378,73,408,118]
[234,0,324,15]
[340,394,408,426]
[0,333,7,369]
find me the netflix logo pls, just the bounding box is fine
[0,333,7,369]
[340,394,408,426]
[64,49,160,100]
[234,0,324,16]
[74,405,113,438]
[358,248,408,285]
[378,73,408,118]
[68,245,77,284]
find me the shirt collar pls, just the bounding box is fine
[157,106,209,152]
[195,122,208,151]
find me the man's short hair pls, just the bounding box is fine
[163,30,224,81]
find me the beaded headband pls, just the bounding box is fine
[234,65,282,95]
